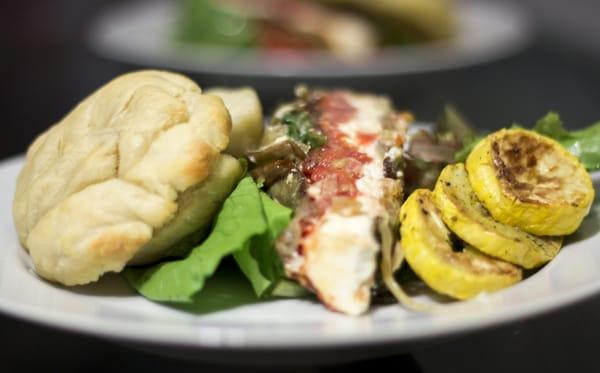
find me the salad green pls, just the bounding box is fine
[454,135,484,163]
[234,192,308,298]
[177,0,254,48]
[124,177,303,302]
[280,110,327,149]
[532,112,600,171]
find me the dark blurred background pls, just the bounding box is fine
[1,0,600,372]
[3,0,600,160]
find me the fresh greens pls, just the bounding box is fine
[533,112,600,171]
[280,110,327,149]
[404,105,475,192]
[438,105,476,146]
[434,105,484,163]
[124,176,306,303]
[234,193,308,298]
[177,0,255,48]
[124,177,268,302]
[168,267,260,315]
[454,135,484,162]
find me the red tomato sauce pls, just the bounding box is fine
[298,92,375,239]
[258,23,319,51]
[356,132,378,145]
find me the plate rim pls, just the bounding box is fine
[86,0,534,78]
[0,155,599,349]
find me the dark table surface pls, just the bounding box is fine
[2,1,600,372]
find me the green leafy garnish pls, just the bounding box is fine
[454,134,484,162]
[533,112,600,171]
[280,110,327,149]
[168,267,260,315]
[177,0,255,48]
[438,105,476,143]
[124,176,306,303]
[124,177,267,302]
[434,105,484,163]
[234,192,308,298]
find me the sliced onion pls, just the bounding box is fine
[378,219,432,312]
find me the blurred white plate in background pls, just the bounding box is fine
[88,0,533,78]
[0,155,598,364]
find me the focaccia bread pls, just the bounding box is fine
[13,70,244,285]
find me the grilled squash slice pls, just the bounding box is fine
[433,163,562,269]
[400,189,522,300]
[466,129,594,236]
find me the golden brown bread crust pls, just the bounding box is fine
[206,87,264,157]
[13,70,231,285]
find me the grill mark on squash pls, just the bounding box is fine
[491,133,564,204]
[418,192,520,277]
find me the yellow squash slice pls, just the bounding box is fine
[433,163,562,269]
[400,189,522,300]
[466,129,594,236]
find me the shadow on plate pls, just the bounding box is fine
[166,268,260,315]
[15,247,133,297]
[69,273,137,298]
[166,267,317,315]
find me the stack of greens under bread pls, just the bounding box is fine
[124,85,310,300]
[125,176,307,300]
[13,71,256,286]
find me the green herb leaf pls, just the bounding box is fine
[176,0,255,47]
[454,134,484,162]
[438,105,476,144]
[281,110,326,149]
[123,177,267,302]
[533,112,600,171]
[234,192,309,298]
[532,112,570,139]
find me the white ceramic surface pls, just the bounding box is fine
[0,155,599,353]
[88,0,532,78]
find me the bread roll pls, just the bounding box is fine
[206,87,264,157]
[13,70,242,285]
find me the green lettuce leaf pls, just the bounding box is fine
[533,112,600,171]
[123,177,267,302]
[454,134,484,162]
[234,193,309,298]
[176,0,255,47]
[280,110,327,149]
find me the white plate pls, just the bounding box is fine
[1,156,599,363]
[88,0,532,78]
